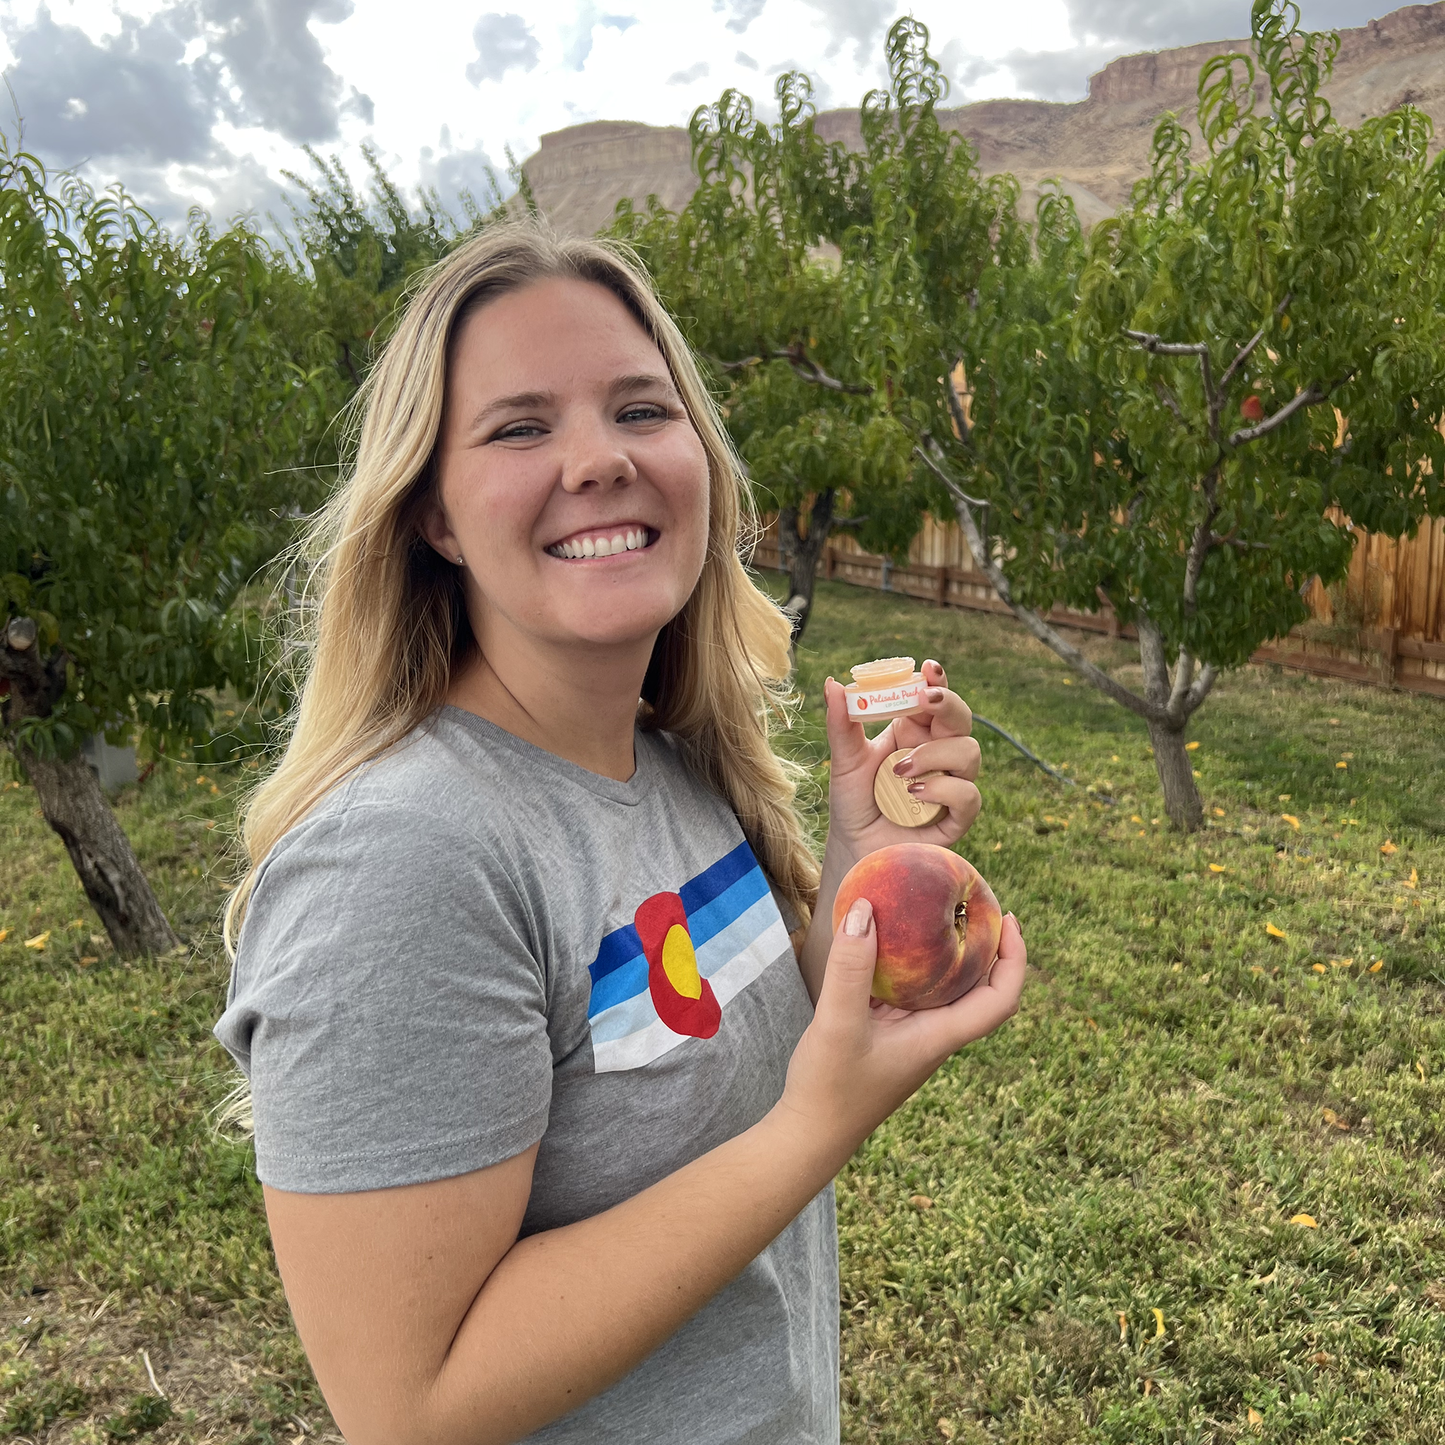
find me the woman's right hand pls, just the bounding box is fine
[779,897,1026,1160]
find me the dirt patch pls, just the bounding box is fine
[0,1287,338,1443]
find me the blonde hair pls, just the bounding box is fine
[214,223,819,1137]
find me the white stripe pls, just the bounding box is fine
[591,918,792,1074]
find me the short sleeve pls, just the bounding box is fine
[214,799,552,1194]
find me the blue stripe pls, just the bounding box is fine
[586,840,757,988]
[679,840,757,914]
[686,868,770,954]
[584,845,776,1019]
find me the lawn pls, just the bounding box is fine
[2,575,1443,1443]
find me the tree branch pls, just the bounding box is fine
[1227,370,1352,447]
[1123,330,1210,356]
[1183,664,1218,715]
[1153,380,1188,426]
[914,443,1165,725]
[1216,293,1292,399]
[708,346,873,395]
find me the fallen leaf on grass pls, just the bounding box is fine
[23,931,50,950]
[0,928,8,943]
[1131,814,1143,823]
[1209,863,1226,873]
[1266,922,1288,939]
[1248,1407,1264,1427]
[910,1195,934,1210]
[1322,1108,1350,1130]
[1186,741,1201,751]
[1143,1378,1154,1395]
[937,1420,956,1441]
[1381,840,1398,855]
[1213,807,1226,817]
[1330,957,1354,968]
[1152,1308,1165,1339]
[1289,1213,1319,1228]
[1312,1351,1333,1365]
[1336,761,1348,769]
[1251,965,1265,974]
[78,956,98,966]
[1279,793,1292,801]
[1369,960,1384,973]
[992,841,1002,851]
[1406,869,1419,888]
[1282,814,1301,829]
[1312,963,1328,974]
[1085,1017,1099,1031]
[1117,1312,1129,1342]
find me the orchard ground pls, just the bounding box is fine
[2,577,1442,1444]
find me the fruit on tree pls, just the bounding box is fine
[1239,394,1265,422]
[832,843,1003,1010]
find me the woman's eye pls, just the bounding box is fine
[493,422,545,441]
[619,404,669,424]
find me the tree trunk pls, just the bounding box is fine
[1137,620,1204,830]
[777,489,835,641]
[18,744,181,957]
[1146,717,1204,832]
[3,615,180,958]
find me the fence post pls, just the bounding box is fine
[825,546,837,580]
[936,565,950,609]
[1377,628,1398,687]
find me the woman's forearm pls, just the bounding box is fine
[419,1103,848,1445]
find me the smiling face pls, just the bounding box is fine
[423,275,712,675]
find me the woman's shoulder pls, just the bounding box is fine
[257,710,523,884]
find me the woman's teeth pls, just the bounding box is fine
[547,528,651,559]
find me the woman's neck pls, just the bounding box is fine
[445,631,654,783]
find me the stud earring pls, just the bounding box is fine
[456,554,464,565]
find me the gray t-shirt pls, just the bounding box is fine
[214,706,839,1444]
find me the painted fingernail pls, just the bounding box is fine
[844,897,873,937]
[926,687,945,703]
[893,751,916,776]
[907,781,928,795]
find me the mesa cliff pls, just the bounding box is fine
[520,2,1445,234]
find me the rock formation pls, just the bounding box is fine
[521,2,1445,234]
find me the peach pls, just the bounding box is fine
[832,843,1003,1010]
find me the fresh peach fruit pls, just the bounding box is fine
[1240,394,1265,422]
[832,843,1003,1010]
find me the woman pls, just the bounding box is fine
[214,224,1025,1445]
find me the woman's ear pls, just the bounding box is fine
[419,495,460,565]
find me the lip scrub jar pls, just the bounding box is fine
[843,656,927,721]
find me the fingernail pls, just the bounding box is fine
[926,687,945,703]
[893,751,916,776]
[844,897,873,937]
[907,780,928,795]
[1008,911,1022,937]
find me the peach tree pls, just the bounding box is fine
[852,5,1445,828]
[0,143,328,954]
[613,76,934,639]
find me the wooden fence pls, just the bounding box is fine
[752,510,1445,700]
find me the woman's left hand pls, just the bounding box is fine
[821,658,981,868]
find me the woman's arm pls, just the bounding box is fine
[265,906,1025,1445]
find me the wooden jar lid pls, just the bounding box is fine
[873,749,946,828]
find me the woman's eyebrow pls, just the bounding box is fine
[467,390,553,433]
[609,372,677,400]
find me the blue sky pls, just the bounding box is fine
[0,0,1400,225]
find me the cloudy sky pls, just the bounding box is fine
[0,0,1400,226]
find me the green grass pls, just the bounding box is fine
[2,575,1443,1442]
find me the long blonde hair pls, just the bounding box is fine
[214,224,819,1135]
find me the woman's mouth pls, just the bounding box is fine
[545,525,659,560]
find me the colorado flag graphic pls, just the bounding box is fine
[586,840,791,1073]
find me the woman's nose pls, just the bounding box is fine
[560,417,638,493]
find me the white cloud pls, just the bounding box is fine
[467,12,541,84]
